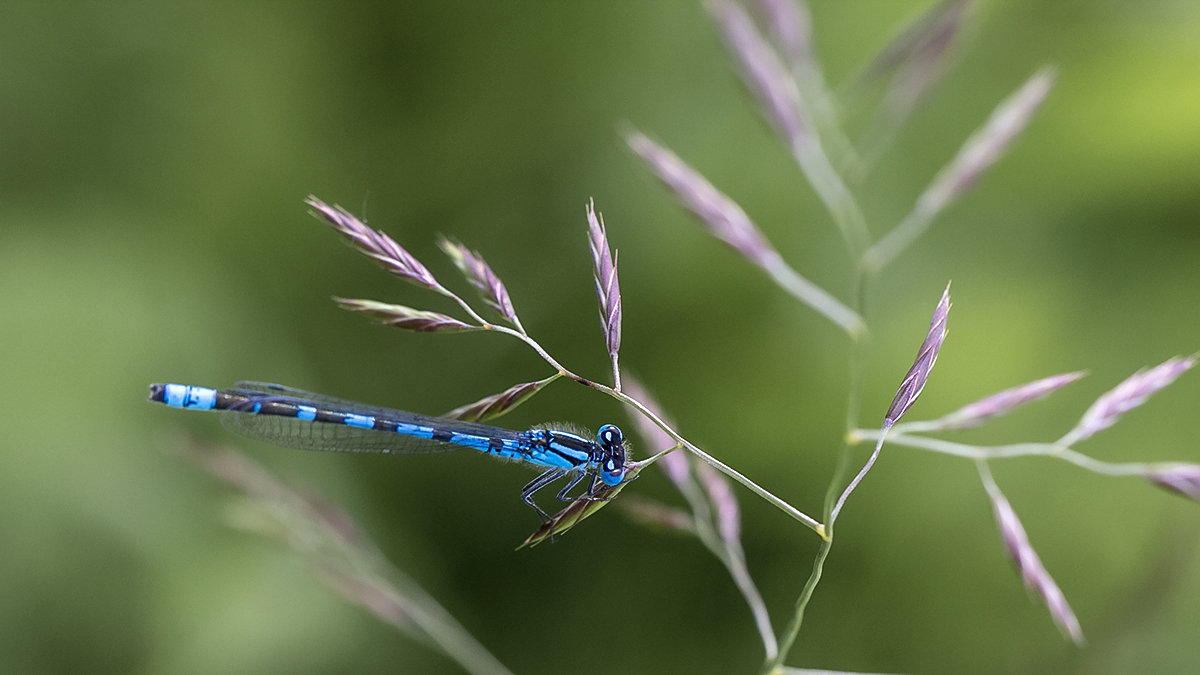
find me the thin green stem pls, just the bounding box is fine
[863,199,934,273]
[828,434,886,527]
[791,139,871,258]
[725,540,779,663]
[482,322,574,378]
[352,562,514,675]
[611,388,826,537]
[434,285,492,328]
[976,457,1000,496]
[824,283,873,522]
[761,252,865,338]
[779,203,876,669]
[674,463,778,662]
[508,313,527,335]
[766,537,833,674]
[852,430,1160,477]
[822,442,855,526]
[680,440,821,535]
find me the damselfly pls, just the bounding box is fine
[149,382,629,521]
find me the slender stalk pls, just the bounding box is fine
[761,252,865,337]
[633,394,826,536]
[481,322,574,379]
[724,542,779,663]
[791,139,871,258]
[352,564,514,675]
[613,386,827,536]
[782,197,877,669]
[430,284,493,328]
[855,430,1050,459]
[1054,448,1156,476]
[824,277,873,521]
[767,537,833,674]
[676,464,779,661]
[829,434,886,526]
[680,440,822,534]
[853,429,1161,477]
[862,203,931,272]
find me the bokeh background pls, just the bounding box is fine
[3,1,1199,673]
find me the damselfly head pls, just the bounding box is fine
[597,424,628,485]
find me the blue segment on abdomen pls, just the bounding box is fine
[446,433,494,452]
[393,421,434,439]
[296,405,317,421]
[344,413,375,429]
[164,384,217,410]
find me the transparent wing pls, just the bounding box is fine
[221,382,524,455]
[219,409,461,455]
[231,381,423,418]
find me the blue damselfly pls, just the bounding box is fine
[150,382,629,521]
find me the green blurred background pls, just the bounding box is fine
[3,1,1199,673]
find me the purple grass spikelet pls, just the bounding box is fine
[586,199,622,361]
[696,460,741,545]
[318,568,415,631]
[711,0,809,150]
[862,0,966,90]
[918,69,1054,219]
[622,375,688,487]
[658,446,691,489]
[437,237,518,324]
[628,129,863,334]
[884,283,951,428]
[830,283,951,526]
[1144,464,1200,503]
[1065,355,1195,444]
[520,466,643,548]
[627,131,777,268]
[934,371,1086,430]
[442,377,554,423]
[757,0,813,69]
[988,484,1085,644]
[620,497,696,534]
[333,298,477,333]
[306,196,440,291]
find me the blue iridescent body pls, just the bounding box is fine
[148,382,628,521]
